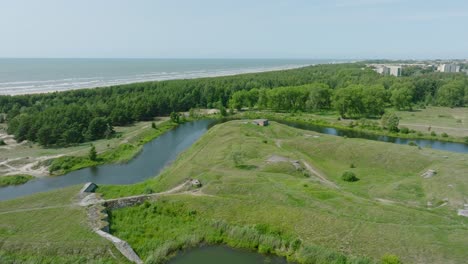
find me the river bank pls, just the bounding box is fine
[99,120,468,263]
[235,110,468,146]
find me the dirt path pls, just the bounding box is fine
[0,154,62,177]
[302,161,339,189]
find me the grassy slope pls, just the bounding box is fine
[395,107,468,137]
[235,107,468,143]
[0,175,34,187]
[0,186,128,263]
[102,121,468,264]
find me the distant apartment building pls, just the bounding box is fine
[373,65,402,77]
[437,64,460,73]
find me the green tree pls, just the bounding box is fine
[381,112,399,132]
[436,80,465,107]
[89,144,97,161]
[305,84,332,111]
[170,112,180,123]
[86,117,109,140]
[361,85,388,117]
[391,83,413,110]
[332,85,364,118]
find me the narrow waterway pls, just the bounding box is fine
[1,118,466,201]
[275,120,468,154]
[0,120,213,201]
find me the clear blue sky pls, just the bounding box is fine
[1,0,467,59]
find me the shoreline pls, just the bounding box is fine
[0,63,319,96]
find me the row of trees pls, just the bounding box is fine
[1,63,467,146]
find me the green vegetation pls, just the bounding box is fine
[341,171,359,182]
[49,120,177,175]
[110,199,373,264]
[89,144,97,161]
[0,186,126,263]
[99,121,468,263]
[3,63,467,146]
[234,110,467,144]
[380,113,399,132]
[0,174,34,187]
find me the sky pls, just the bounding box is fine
[0,0,467,59]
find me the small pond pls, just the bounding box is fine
[167,246,289,264]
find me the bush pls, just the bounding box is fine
[399,127,409,134]
[381,254,402,264]
[89,145,97,161]
[144,187,154,194]
[441,132,448,138]
[430,131,436,136]
[408,141,418,147]
[341,171,359,182]
[350,163,356,168]
[381,113,399,132]
[0,139,5,146]
[0,174,34,187]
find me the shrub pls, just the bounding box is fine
[151,122,157,129]
[381,254,402,264]
[381,113,399,132]
[416,132,423,136]
[144,187,154,194]
[0,139,6,146]
[430,131,436,136]
[408,141,418,146]
[89,144,97,161]
[399,127,409,134]
[341,171,359,182]
[350,163,356,168]
[441,132,448,138]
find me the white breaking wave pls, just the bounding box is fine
[0,63,313,95]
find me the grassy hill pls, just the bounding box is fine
[101,121,468,263]
[1,120,467,263]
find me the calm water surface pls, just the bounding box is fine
[0,120,213,201]
[276,120,468,154]
[167,246,289,264]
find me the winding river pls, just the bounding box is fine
[1,118,466,263]
[1,119,467,201]
[0,120,213,201]
[276,120,468,154]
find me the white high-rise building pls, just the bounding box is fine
[373,65,402,77]
[437,64,460,73]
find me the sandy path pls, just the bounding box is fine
[302,161,339,189]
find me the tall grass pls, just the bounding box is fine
[109,199,375,264]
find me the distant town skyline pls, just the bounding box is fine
[1,0,468,59]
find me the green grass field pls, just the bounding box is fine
[100,121,468,263]
[0,186,128,263]
[1,120,467,263]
